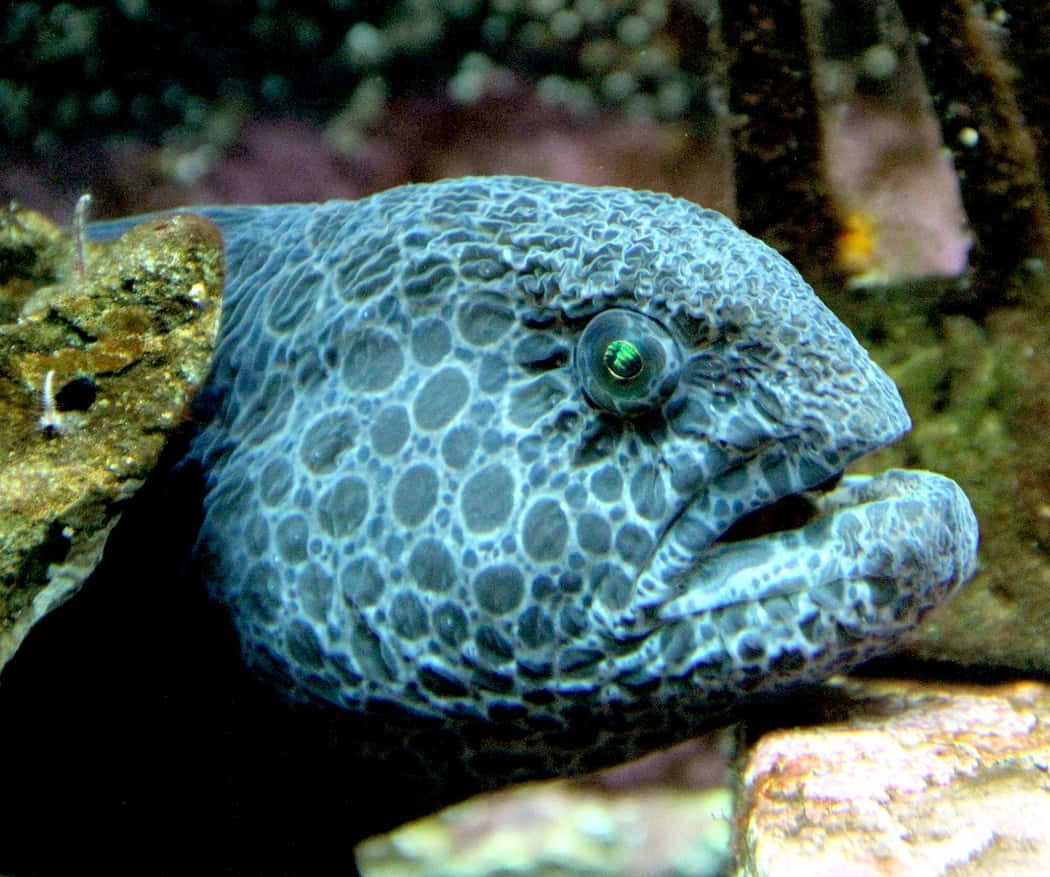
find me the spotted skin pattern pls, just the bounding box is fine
[95,177,978,783]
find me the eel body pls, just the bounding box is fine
[93,176,978,785]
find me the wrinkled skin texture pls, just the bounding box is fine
[93,176,978,786]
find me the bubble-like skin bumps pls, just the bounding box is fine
[109,177,978,779]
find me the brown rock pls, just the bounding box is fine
[738,678,1050,876]
[0,205,222,674]
[356,735,734,877]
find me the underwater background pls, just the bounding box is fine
[1,1,1049,874]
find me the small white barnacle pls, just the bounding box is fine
[73,193,93,277]
[38,370,89,434]
[188,281,207,307]
[38,370,66,433]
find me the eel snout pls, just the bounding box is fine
[635,466,979,697]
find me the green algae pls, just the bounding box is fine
[0,205,222,674]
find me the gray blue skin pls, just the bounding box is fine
[93,176,978,786]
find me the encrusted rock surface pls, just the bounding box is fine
[738,677,1050,876]
[354,677,1050,875]
[356,735,734,876]
[0,205,222,674]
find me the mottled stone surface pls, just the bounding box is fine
[0,205,222,674]
[356,735,734,877]
[738,678,1050,876]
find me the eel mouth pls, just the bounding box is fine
[715,472,843,544]
[646,457,979,631]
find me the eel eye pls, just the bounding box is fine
[575,308,683,416]
[603,339,644,381]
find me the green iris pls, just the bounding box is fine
[603,339,644,381]
[576,308,682,417]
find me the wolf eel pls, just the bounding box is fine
[92,175,978,787]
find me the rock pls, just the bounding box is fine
[738,677,1050,876]
[355,735,734,877]
[0,204,222,675]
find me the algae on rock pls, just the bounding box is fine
[0,205,222,674]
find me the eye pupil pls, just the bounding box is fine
[603,340,644,380]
